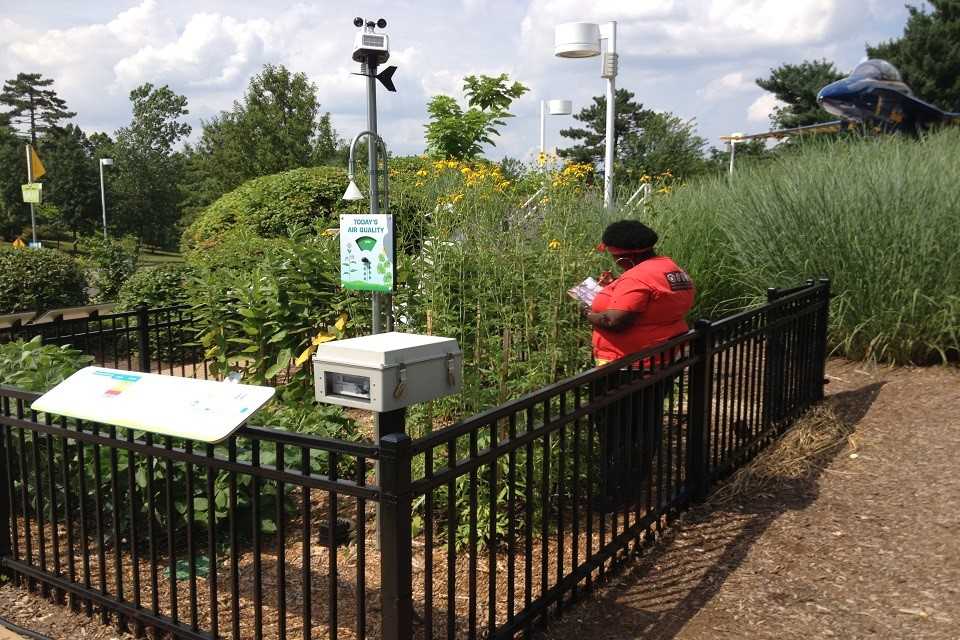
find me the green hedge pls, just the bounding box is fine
[0,247,87,313]
[116,263,194,310]
[181,165,351,251]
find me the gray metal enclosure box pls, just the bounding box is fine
[312,332,462,411]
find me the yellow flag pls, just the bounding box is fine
[29,145,46,180]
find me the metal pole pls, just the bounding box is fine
[602,21,617,210]
[366,54,384,334]
[99,161,108,239]
[728,140,737,176]
[25,145,36,245]
[540,100,546,155]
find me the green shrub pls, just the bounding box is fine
[117,263,194,310]
[650,128,960,363]
[185,227,362,399]
[79,235,139,303]
[0,247,88,312]
[181,165,351,251]
[0,336,92,392]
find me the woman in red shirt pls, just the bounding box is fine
[583,220,695,509]
[585,220,695,364]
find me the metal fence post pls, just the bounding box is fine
[0,426,11,567]
[687,318,713,501]
[814,278,831,401]
[136,304,151,373]
[379,431,414,640]
[764,287,786,425]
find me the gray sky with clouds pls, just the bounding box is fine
[0,1,918,162]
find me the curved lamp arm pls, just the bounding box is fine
[347,130,390,214]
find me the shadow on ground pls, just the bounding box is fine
[542,382,885,640]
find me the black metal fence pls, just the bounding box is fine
[0,279,830,640]
[0,305,209,379]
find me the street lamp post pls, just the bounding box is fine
[726,133,744,176]
[540,99,573,155]
[99,158,113,239]
[555,21,618,209]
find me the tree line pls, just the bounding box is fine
[0,1,955,248]
[0,65,347,248]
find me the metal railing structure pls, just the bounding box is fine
[0,280,830,640]
[0,304,207,379]
[0,387,382,640]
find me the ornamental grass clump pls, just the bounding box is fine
[650,128,960,364]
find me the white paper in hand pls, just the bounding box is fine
[567,277,602,307]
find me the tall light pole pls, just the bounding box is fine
[99,158,113,239]
[540,99,573,155]
[555,21,618,209]
[726,133,744,176]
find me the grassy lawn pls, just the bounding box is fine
[41,238,184,264]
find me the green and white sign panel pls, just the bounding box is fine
[32,367,275,443]
[21,183,42,204]
[340,214,394,293]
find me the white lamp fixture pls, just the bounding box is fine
[554,22,601,58]
[540,98,573,155]
[98,158,114,239]
[554,20,618,209]
[342,178,365,201]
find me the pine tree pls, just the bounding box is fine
[868,0,960,111]
[0,73,76,144]
[40,124,100,240]
[558,89,653,165]
[755,60,845,129]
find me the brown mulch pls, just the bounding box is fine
[542,359,960,640]
[2,360,958,639]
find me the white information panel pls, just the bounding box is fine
[31,367,275,443]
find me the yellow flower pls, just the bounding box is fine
[334,313,348,332]
[640,174,652,183]
[415,180,424,187]
[537,152,547,167]
[548,239,561,251]
[415,169,428,177]
[450,192,464,203]
[294,328,339,367]
[657,186,673,194]
[460,167,471,175]
[321,227,339,237]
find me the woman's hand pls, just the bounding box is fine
[598,271,615,287]
[585,309,636,331]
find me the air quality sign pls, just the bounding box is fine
[340,214,394,293]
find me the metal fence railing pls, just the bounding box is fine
[0,386,382,640]
[0,305,209,379]
[0,279,830,640]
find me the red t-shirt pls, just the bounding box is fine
[591,255,695,362]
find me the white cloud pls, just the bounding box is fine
[747,93,784,123]
[700,71,755,101]
[0,0,913,157]
[113,13,273,89]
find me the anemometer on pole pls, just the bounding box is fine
[340,17,399,335]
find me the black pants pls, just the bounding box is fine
[595,370,670,512]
